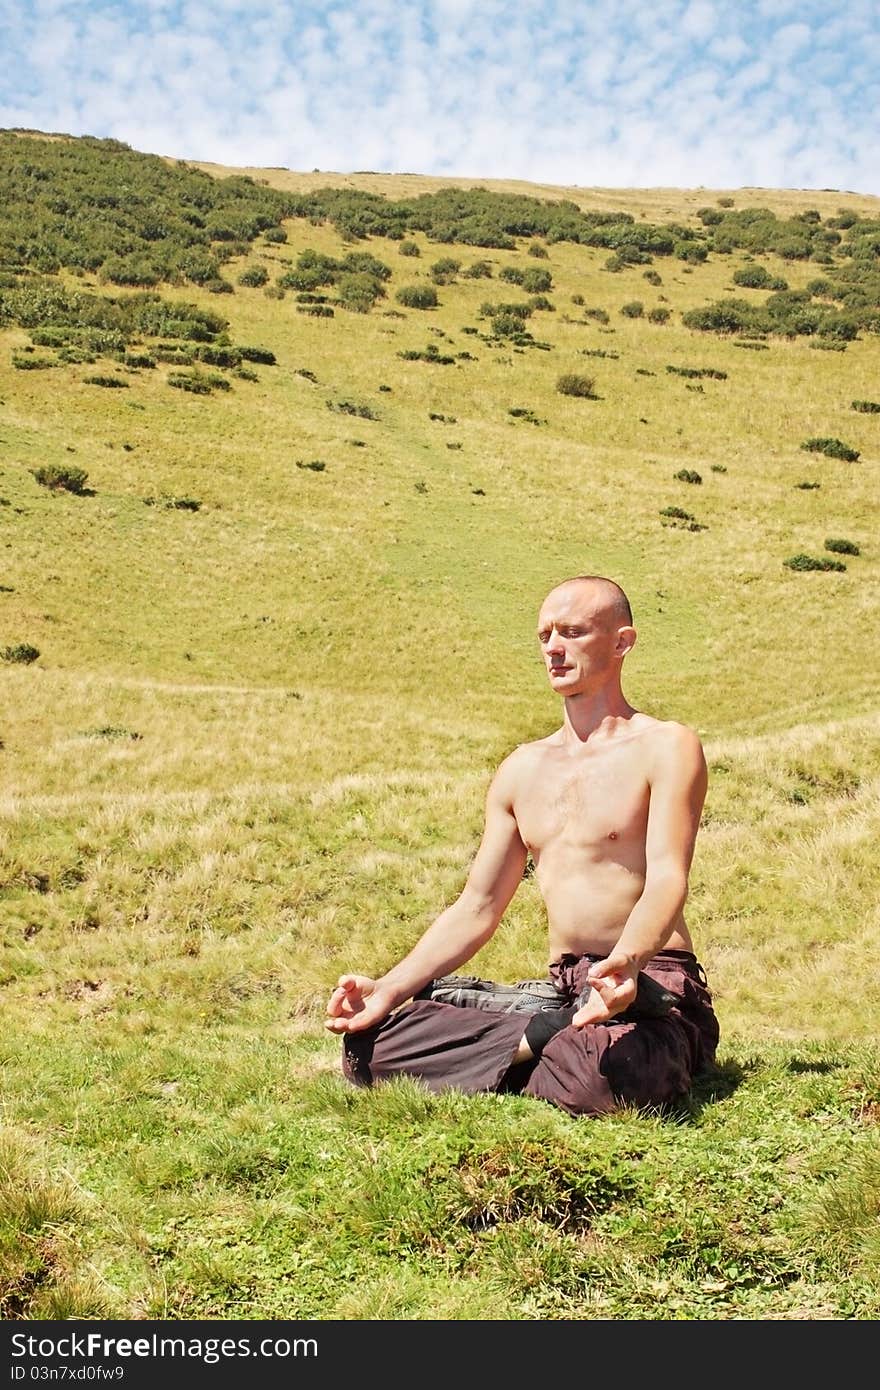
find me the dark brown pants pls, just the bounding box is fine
[342,950,720,1117]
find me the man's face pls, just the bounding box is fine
[536,584,624,696]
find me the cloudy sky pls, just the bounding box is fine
[1,0,878,195]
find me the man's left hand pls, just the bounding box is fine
[571,953,639,1027]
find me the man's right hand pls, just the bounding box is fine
[324,974,394,1034]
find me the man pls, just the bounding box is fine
[325,575,719,1117]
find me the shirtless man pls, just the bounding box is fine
[325,575,719,1116]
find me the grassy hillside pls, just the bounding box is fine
[1,131,878,1321]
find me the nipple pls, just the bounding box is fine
[608,831,618,840]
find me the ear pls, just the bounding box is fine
[615,625,637,659]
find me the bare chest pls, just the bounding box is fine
[513,746,650,856]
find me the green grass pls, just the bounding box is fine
[1,137,879,1320]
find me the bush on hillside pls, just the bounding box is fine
[783,553,846,572]
[395,284,438,309]
[528,243,549,258]
[648,307,671,324]
[674,469,702,484]
[556,373,596,398]
[238,345,276,365]
[800,437,860,461]
[399,240,420,257]
[31,464,89,493]
[824,538,860,555]
[168,369,230,395]
[732,265,788,290]
[430,257,460,284]
[521,267,553,293]
[852,399,880,413]
[1,643,40,664]
[463,260,493,279]
[336,271,386,312]
[238,265,269,288]
[620,301,643,318]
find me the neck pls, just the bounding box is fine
[560,685,636,743]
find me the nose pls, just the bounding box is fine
[544,627,565,656]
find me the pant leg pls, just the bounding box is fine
[525,952,720,1117]
[342,998,528,1095]
[523,1013,698,1116]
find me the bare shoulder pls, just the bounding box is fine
[638,715,707,781]
[488,737,551,798]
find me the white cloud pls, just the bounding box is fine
[0,0,877,195]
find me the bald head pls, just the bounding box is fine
[546,575,633,628]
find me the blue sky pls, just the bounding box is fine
[1,1,878,195]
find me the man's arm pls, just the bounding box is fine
[573,723,708,1025]
[325,753,529,1034]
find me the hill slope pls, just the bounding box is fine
[0,132,878,1321]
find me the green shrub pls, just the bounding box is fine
[620,301,644,318]
[397,345,456,364]
[238,265,269,288]
[800,437,860,461]
[399,240,420,257]
[263,227,287,244]
[643,270,662,286]
[528,243,549,258]
[521,267,552,293]
[824,538,860,555]
[463,261,493,279]
[12,352,58,369]
[677,243,708,264]
[336,271,386,312]
[143,494,201,511]
[648,307,671,324]
[31,464,89,493]
[570,293,585,305]
[667,365,727,380]
[556,373,596,398]
[168,369,230,394]
[674,469,702,484]
[783,553,846,572]
[1,643,40,664]
[430,257,461,284]
[659,506,693,520]
[732,265,786,289]
[326,399,378,420]
[852,399,880,413]
[154,347,195,364]
[491,312,530,338]
[395,284,438,309]
[238,345,276,364]
[794,481,821,490]
[195,344,240,367]
[84,374,129,387]
[122,352,155,368]
[499,266,525,286]
[297,304,335,317]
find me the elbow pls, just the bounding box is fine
[644,866,689,915]
[456,884,505,939]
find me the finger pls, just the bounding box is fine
[324,1017,350,1033]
